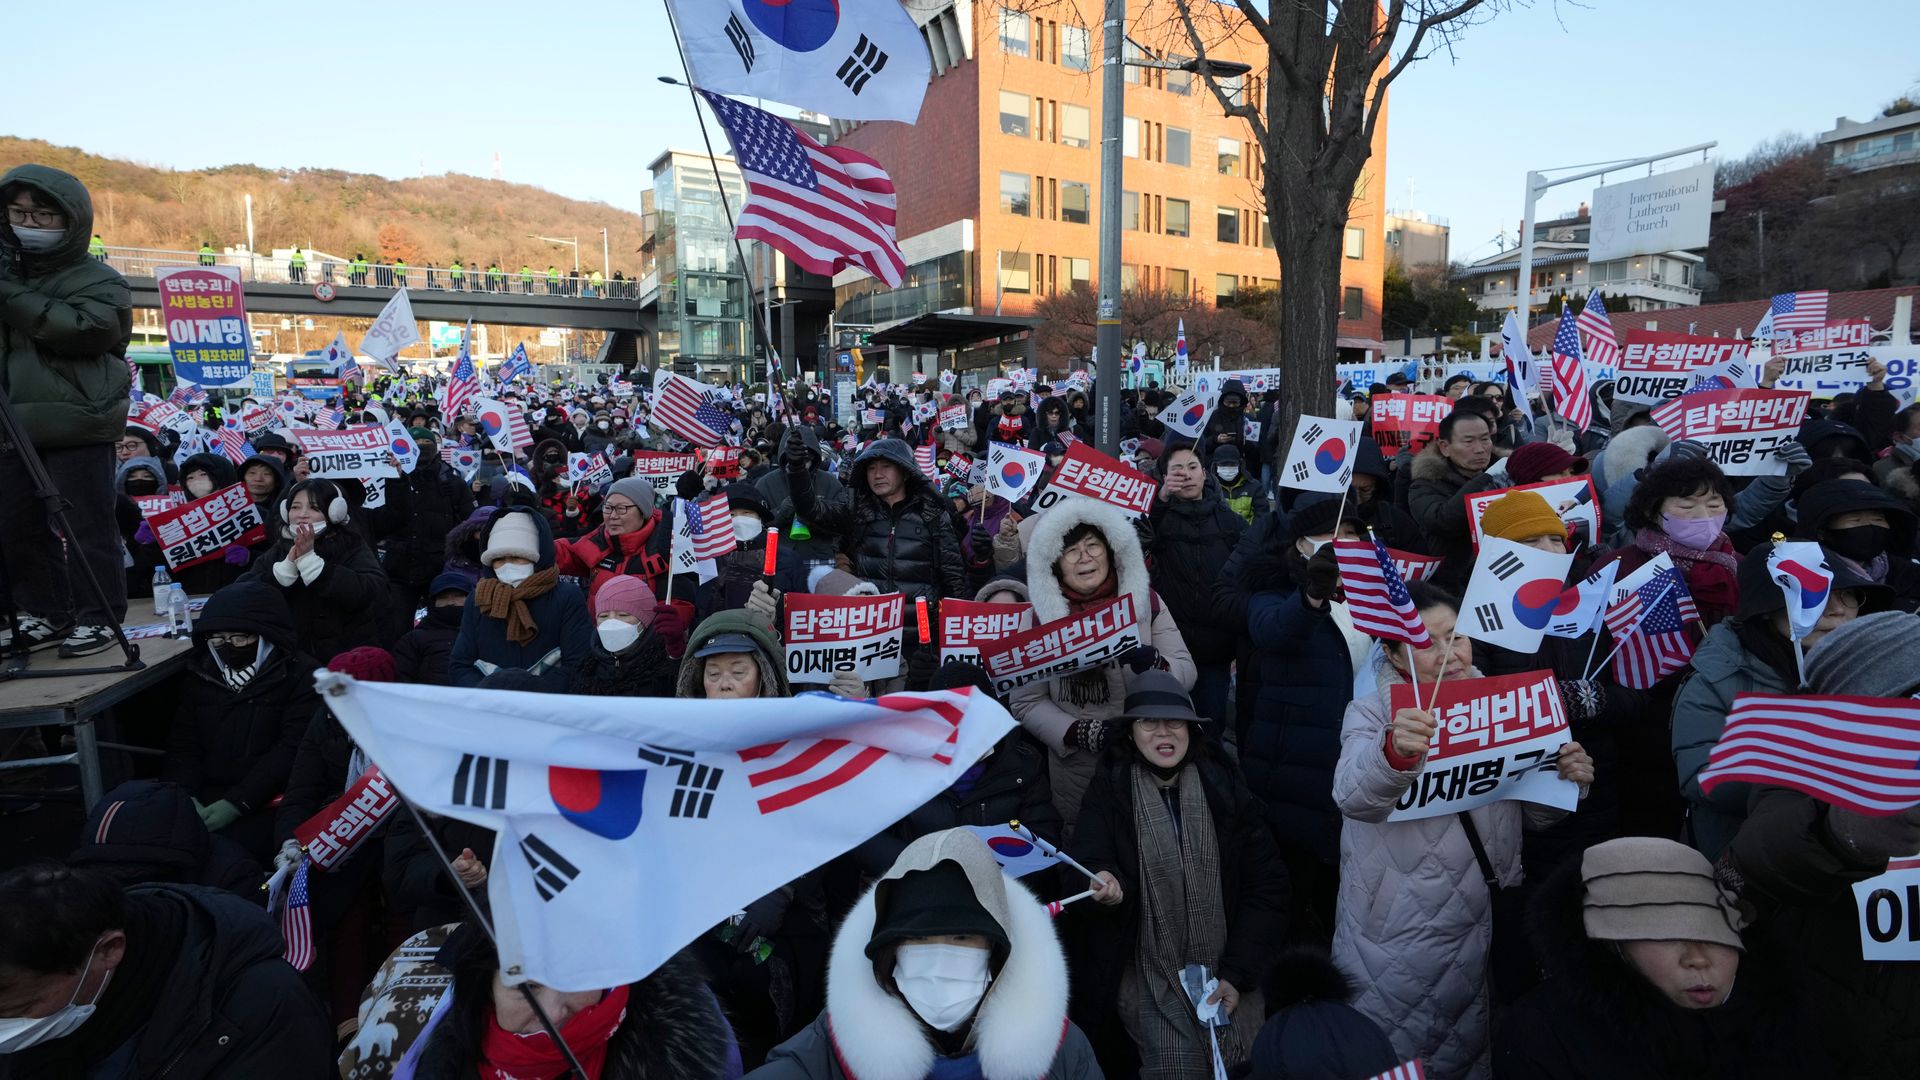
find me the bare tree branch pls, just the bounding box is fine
[1172,0,1269,144]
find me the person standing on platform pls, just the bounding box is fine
[348,253,368,286]
[447,259,464,291]
[196,241,215,266]
[545,264,560,294]
[86,233,105,261]
[519,264,533,294]
[286,246,305,283]
[391,257,406,289]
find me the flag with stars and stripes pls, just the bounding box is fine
[1699,694,1920,816]
[698,90,905,288]
[687,492,737,562]
[280,856,314,971]
[1602,566,1700,689]
[1549,304,1593,432]
[168,381,207,407]
[652,369,732,447]
[442,322,479,417]
[1333,536,1433,648]
[1769,290,1829,334]
[1574,289,1620,372]
[217,419,249,465]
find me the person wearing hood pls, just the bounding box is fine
[1027,396,1077,451]
[554,475,681,611]
[1012,496,1196,831]
[577,573,678,697]
[364,427,476,638]
[0,863,332,1079]
[67,779,264,898]
[1332,584,1594,1078]
[1240,950,1400,1080]
[448,505,593,692]
[983,390,1035,449]
[159,581,319,863]
[1718,611,1920,1079]
[1210,443,1269,524]
[1493,838,1817,1079]
[237,451,288,542]
[1070,673,1288,1076]
[747,829,1101,1080]
[1147,444,1247,726]
[1200,379,1261,474]
[114,456,174,593]
[0,164,133,659]
[1794,478,1920,610]
[237,477,389,662]
[393,571,472,685]
[117,425,169,473]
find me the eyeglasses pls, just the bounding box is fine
[1830,589,1865,612]
[205,633,257,648]
[6,207,63,226]
[602,501,638,516]
[1134,718,1188,733]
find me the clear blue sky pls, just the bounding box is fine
[9,0,1913,266]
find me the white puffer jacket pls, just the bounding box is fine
[1330,666,1568,1080]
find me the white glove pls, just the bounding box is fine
[827,669,866,700]
[745,581,781,622]
[274,839,302,874]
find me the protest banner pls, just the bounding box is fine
[292,426,399,479]
[249,370,277,398]
[1615,331,1752,405]
[705,446,743,480]
[238,402,272,436]
[630,452,700,497]
[1385,670,1579,822]
[1369,394,1452,453]
[979,595,1141,695]
[1854,856,1920,962]
[938,599,1033,666]
[130,398,199,438]
[1775,345,1918,405]
[1280,416,1362,493]
[293,767,400,870]
[1389,548,1446,583]
[360,478,388,511]
[938,403,970,431]
[147,483,266,571]
[1457,538,1576,653]
[1464,477,1601,550]
[939,453,976,488]
[1442,361,1504,387]
[132,491,182,519]
[1648,388,1810,476]
[155,265,251,387]
[783,592,905,684]
[1031,442,1158,518]
[1774,319,1873,356]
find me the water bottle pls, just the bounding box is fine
[168,585,191,639]
[151,566,172,616]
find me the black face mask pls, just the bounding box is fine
[428,604,465,628]
[213,640,256,670]
[123,477,160,496]
[1824,524,1890,562]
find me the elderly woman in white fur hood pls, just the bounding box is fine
[1010,497,1195,833]
[746,828,1101,1080]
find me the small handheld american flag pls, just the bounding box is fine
[1601,570,1700,689]
[654,370,732,447]
[688,493,738,561]
[1574,289,1620,371]
[1333,536,1433,647]
[281,855,314,971]
[1699,694,1920,816]
[1768,290,1829,334]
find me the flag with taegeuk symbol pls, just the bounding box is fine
[316,671,1015,991]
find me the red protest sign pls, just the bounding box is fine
[146,483,265,570]
[630,452,700,496]
[133,491,182,519]
[1369,393,1452,452]
[980,595,1141,694]
[783,592,905,683]
[1464,477,1601,550]
[1389,547,1445,583]
[938,598,1033,666]
[1386,670,1576,822]
[1616,331,1751,405]
[294,767,401,869]
[705,446,743,480]
[1038,442,1158,518]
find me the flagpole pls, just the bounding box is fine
[657,2,785,386]
[394,796,589,1078]
[1424,632,1457,714]
[1583,581,1677,682]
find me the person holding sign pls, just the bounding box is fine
[1407,409,1498,590]
[238,478,388,664]
[1331,585,1593,1079]
[1069,672,1287,1077]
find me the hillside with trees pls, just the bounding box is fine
[0,136,648,275]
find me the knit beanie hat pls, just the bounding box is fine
[1580,837,1745,950]
[1806,610,1920,697]
[328,646,396,683]
[595,574,657,628]
[1505,442,1588,486]
[606,476,658,518]
[480,512,541,566]
[809,567,880,597]
[1478,490,1565,545]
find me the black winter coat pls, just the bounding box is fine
[1148,489,1247,663]
[384,809,495,935]
[370,461,477,588]
[791,451,969,602]
[273,706,357,840]
[0,885,331,1080]
[850,731,1064,876]
[394,605,462,684]
[162,650,318,816]
[238,526,390,661]
[1244,580,1356,867]
[575,630,678,698]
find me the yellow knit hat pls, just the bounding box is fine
[1479,490,1566,545]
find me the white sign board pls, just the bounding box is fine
[1588,160,1715,263]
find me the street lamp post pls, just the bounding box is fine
[529,234,580,276]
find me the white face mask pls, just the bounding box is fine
[1298,536,1331,558]
[185,476,214,498]
[596,420,609,430]
[11,226,64,253]
[0,939,110,1053]
[596,618,641,652]
[1216,466,1240,482]
[732,516,763,543]
[494,562,534,586]
[284,519,327,539]
[892,942,991,1033]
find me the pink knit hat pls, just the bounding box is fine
[595,575,657,627]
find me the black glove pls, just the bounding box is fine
[1303,546,1342,603]
[782,429,809,470]
[1125,644,1161,674]
[735,889,790,953]
[1066,717,1111,753]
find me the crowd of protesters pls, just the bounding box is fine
[5,163,1920,1080]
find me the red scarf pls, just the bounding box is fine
[477,984,629,1080]
[1061,570,1119,614]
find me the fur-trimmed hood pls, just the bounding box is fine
[1592,422,1669,492]
[1409,441,1476,486]
[974,574,1031,604]
[1023,496,1151,625]
[822,830,1071,1080]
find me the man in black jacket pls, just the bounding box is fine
[366,430,474,638]
[0,863,330,1078]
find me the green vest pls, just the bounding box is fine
[288,249,306,267]
[546,268,560,283]
[351,258,369,272]
[520,266,532,282]
[88,236,106,256]
[449,263,464,279]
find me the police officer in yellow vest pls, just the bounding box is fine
[349,253,369,285]
[88,234,106,261]
[545,265,560,294]
[519,264,533,294]
[288,246,306,283]
[588,269,604,296]
[448,260,465,290]
[197,242,216,266]
[393,257,407,288]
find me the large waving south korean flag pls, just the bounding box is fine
[1280,415,1362,493]
[669,0,931,123]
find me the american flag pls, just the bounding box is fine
[737,692,967,814]
[217,420,249,464]
[1334,537,1434,647]
[443,323,479,417]
[687,492,737,561]
[1601,569,1700,689]
[168,381,207,407]
[1549,303,1593,433]
[320,406,346,429]
[912,443,938,480]
[1769,290,1829,333]
[499,342,533,382]
[698,90,906,287]
[652,370,731,447]
[339,360,364,389]
[1698,694,1920,816]
[1574,289,1620,372]
[1366,1063,1426,1080]
[281,856,314,970]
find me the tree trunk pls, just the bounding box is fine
[1272,221,1346,447]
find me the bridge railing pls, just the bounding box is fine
[98,246,643,301]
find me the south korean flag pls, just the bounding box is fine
[1280,415,1362,494]
[1458,537,1575,653]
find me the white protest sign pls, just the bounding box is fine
[1280,416,1362,494]
[1465,477,1601,551]
[1615,331,1752,405]
[292,426,400,480]
[1648,388,1810,476]
[938,403,971,432]
[1777,345,1919,406]
[783,592,905,684]
[1854,856,1920,962]
[979,596,1141,696]
[361,477,388,511]
[1386,670,1580,822]
[629,452,700,497]
[359,288,422,365]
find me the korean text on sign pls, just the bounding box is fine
[1615,331,1750,405]
[292,426,400,480]
[1648,388,1810,476]
[979,595,1140,695]
[1045,443,1159,517]
[784,593,906,683]
[630,452,701,496]
[294,769,400,869]
[147,483,266,571]
[938,599,1033,666]
[1369,394,1452,452]
[1385,670,1579,822]
[155,265,252,387]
